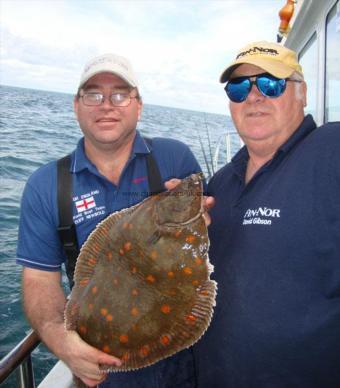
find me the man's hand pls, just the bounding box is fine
[164,178,215,225]
[62,330,122,386]
[22,268,121,387]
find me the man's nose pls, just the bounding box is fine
[100,96,116,109]
[246,83,265,103]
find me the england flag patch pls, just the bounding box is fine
[75,196,96,213]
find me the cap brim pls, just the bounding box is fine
[220,58,295,83]
[79,70,138,90]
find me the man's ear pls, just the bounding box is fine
[302,81,307,107]
[74,96,79,121]
[137,100,143,121]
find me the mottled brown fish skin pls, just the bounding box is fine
[65,173,216,372]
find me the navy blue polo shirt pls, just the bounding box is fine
[17,131,202,271]
[194,115,340,387]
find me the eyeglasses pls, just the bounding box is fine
[79,92,138,107]
[225,73,302,103]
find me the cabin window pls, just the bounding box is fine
[298,34,318,119]
[325,0,340,122]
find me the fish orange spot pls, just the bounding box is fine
[79,326,87,335]
[192,280,200,286]
[186,314,197,323]
[195,257,203,265]
[119,248,125,256]
[88,258,97,266]
[200,290,209,296]
[124,242,132,251]
[131,289,138,296]
[79,278,89,286]
[132,267,137,274]
[106,314,113,321]
[150,250,158,260]
[119,334,129,343]
[131,307,139,316]
[175,230,182,238]
[186,235,196,244]
[123,222,129,229]
[146,274,155,283]
[160,335,170,346]
[91,286,98,294]
[161,304,171,314]
[183,267,193,275]
[102,345,110,353]
[167,271,174,278]
[106,252,113,260]
[139,345,150,357]
[100,308,108,316]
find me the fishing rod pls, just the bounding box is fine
[203,113,215,176]
[196,127,212,180]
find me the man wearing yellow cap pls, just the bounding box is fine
[194,41,340,387]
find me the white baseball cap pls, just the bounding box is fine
[78,53,139,90]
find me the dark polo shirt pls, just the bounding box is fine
[195,115,340,387]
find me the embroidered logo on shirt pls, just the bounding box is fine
[242,207,281,226]
[132,176,147,184]
[72,190,106,225]
[76,196,96,213]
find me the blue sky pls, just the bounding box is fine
[1,0,285,114]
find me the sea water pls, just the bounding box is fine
[0,84,238,386]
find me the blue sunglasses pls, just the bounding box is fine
[225,73,301,103]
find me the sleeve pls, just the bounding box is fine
[16,166,65,271]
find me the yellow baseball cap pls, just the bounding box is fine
[220,41,303,83]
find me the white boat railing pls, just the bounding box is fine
[213,131,243,172]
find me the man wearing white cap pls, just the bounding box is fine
[17,53,201,387]
[194,41,340,387]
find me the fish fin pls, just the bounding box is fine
[72,207,136,287]
[64,299,79,330]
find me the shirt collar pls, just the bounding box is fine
[277,114,316,154]
[133,131,152,154]
[71,130,150,173]
[230,114,317,180]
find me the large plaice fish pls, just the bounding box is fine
[65,173,217,373]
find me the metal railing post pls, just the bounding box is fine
[16,355,36,388]
[0,330,40,385]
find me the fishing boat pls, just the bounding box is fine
[281,0,339,124]
[0,0,339,386]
